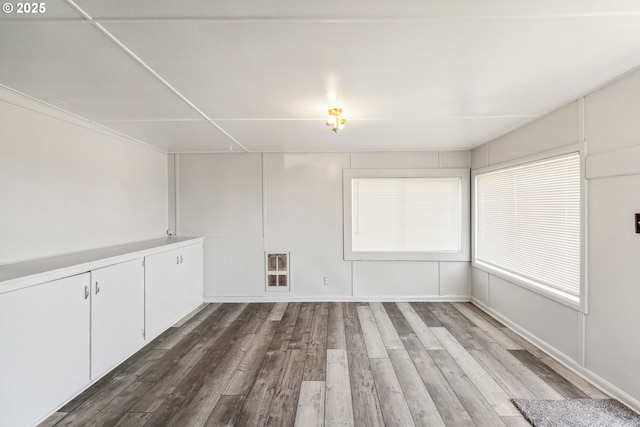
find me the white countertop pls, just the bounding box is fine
[0,236,203,294]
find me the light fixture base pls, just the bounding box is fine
[326,108,346,133]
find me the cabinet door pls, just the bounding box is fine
[144,248,179,340]
[0,274,91,427]
[91,259,145,379]
[177,243,204,318]
[145,244,204,341]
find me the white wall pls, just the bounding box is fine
[174,150,471,300]
[0,89,168,264]
[470,68,640,412]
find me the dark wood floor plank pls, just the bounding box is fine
[429,350,507,427]
[401,335,475,427]
[327,302,346,349]
[396,302,444,350]
[438,303,478,329]
[224,321,280,396]
[343,302,362,334]
[36,412,68,427]
[265,349,306,427]
[118,349,167,376]
[84,381,155,427]
[235,350,287,427]
[289,302,314,350]
[466,303,506,328]
[431,327,519,416]
[114,328,174,375]
[302,304,329,381]
[423,303,483,349]
[154,303,221,350]
[177,333,257,426]
[408,302,443,327]
[315,302,329,316]
[241,303,276,334]
[58,326,174,415]
[501,328,609,399]
[138,303,247,382]
[141,304,260,425]
[345,333,385,427]
[113,412,153,427]
[508,350,589,398]
[204,395,246,427]
[53,374,138,426]
[269,302,302,351]
[382,302,414,337]
[268,303,289,321]
[130,304,250,413]
[454,304,521,350]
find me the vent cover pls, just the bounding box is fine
[265,252,290,292]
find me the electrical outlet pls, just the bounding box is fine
[323,277,330,286]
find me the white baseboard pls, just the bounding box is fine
[205,295,471,303]
[470,298,640,414]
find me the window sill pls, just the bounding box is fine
[472,261,584,313]
[346,250,470,262]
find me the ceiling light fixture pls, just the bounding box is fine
[326,108,346,133]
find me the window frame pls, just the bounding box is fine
[343,168,470,261]
[472,144,587,312]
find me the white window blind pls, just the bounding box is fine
[351,177,461,252]
[475,153,581,297]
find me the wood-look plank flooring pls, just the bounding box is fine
[42,302,610,427]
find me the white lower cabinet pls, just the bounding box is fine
[0,274,91,427]
[145,243,203,340]
[90,259,145,379]
[0,239,203,426]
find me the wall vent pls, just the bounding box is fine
[265,252,290,292]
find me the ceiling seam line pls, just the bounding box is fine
[96,22,250,153]
[63,0,250,153]
[28,13,640,24]
[0,85,167,154]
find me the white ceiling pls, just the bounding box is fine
[2,1,640,153]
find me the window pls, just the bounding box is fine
[344,169,470,261]
[474,151,582,304]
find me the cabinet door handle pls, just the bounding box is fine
[180,255,183,264]
[84,285,89,300]
[95,281,100,295]
[177,255,180,265]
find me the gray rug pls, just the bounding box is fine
[512,399,640,427]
